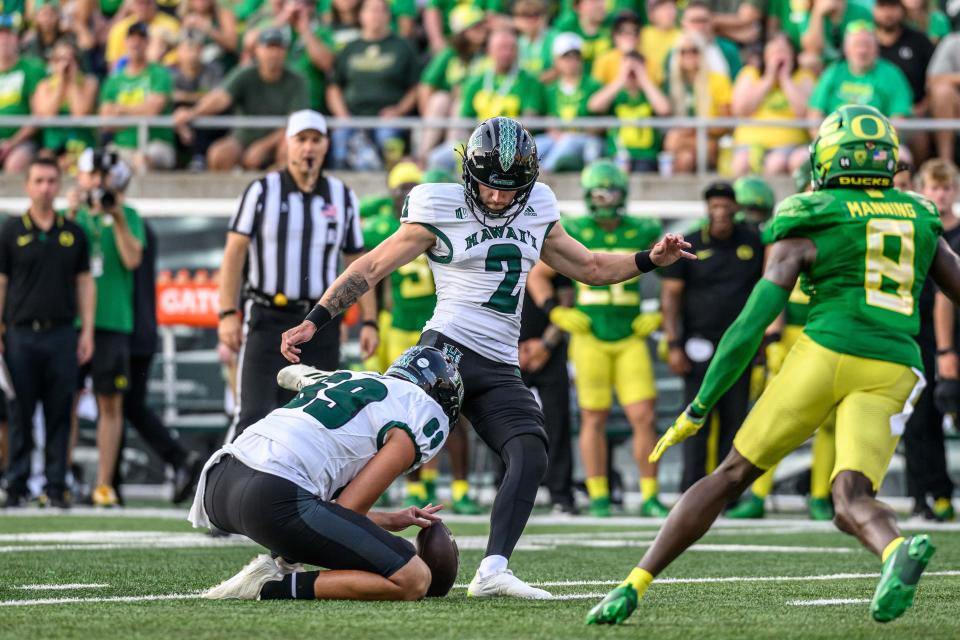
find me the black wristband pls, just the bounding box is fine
[217,308,238,320]
[937,348,956,356]
[305,304,333,329]
[541,297,559,316]
[362,320,379,331]
[667,339,683,349]
[634,250,656,273]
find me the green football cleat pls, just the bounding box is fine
[639,496,670,517]
[452,494,483,515]
[726,493,765,519]
[586,585,638,625]
[808,496,834,521]
[871,535,936,623]
[589,496,611,517]
[424,481,438,505]
[932,498,955,522]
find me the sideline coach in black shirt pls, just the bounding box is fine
[660,181,763,491]
[0,158,95,508]
[218,110,378,439]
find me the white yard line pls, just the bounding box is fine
[18,584,109,590]
[0,593,200,607]
[786,598,871,606]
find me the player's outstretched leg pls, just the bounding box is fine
[468,434,552,599]
[587,448,763,624]
[830,471,936,622]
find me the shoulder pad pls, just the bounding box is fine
[401,183,466,225]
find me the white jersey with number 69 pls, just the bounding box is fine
[400,182,560,365]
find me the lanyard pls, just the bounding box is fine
[482,65,519,99]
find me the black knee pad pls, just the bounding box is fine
[502,434,548,483]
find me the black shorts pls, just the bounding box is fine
[203,455,415,578]
[418,330,547,452]
[79,330,131,394]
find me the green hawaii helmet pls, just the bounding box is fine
[581,159,628,219]
[810,104,900,190]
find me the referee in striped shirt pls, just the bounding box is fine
[218,110,378,438]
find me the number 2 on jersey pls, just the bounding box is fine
[864,218,915,316]
[482,244,523,314]
[286,373,388,428]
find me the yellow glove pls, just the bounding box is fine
[649,408,706,463]
[550,306,592,335]
[631,312,662,338]
[765,340,787,376]
[749,364,766,403]
[656,335,670,362]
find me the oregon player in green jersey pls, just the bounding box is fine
[527,160,667,517]
[588,105,960,625]
[728,166,838,522]
[361,162,481,516]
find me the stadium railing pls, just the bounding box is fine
[3,114,958,175]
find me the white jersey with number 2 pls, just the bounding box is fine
[400,182,561,365]
[189,370,449,528]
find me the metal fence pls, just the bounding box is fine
[4,114,959,175]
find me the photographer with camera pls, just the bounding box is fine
[70,148,145,507]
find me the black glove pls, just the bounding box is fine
[933,378,960,415]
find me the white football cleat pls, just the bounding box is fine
[276,364,328,391]
[467,569,553,599]
[275,557,304,575]
[202,554,283,600]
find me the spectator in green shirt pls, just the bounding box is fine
[0,14,44,173]
[318,0,416,38]
[322,0,362,52]
[903,0,950,44]
[30,39,98,171]
[327,0,419,169]
[808,21,913,139]
[174,27,309,170]
[513,0,552,80]
[416,3,487,164]
[99,22,177,172]
[588,50,671,172]
[787,0,873,70]
[550,0,611,76]
[535,32,604,172]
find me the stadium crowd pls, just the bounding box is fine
[2,0,960,174]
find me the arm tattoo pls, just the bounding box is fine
[319,271,370,317]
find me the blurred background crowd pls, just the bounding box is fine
[2,0,960,175]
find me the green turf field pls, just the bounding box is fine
[1,509,958,639]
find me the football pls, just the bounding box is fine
[415,521,459,597]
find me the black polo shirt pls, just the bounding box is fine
[879,26,934,104]
[0,212,90,326]
[660,221,764,343]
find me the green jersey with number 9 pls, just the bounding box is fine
[399,182,561,365]
[763,186,942,371]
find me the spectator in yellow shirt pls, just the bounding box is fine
[662,32,732,173]
[731,33,814,176]
[639,0,679,86]
[592,10,640,87]
[105,0,181,69]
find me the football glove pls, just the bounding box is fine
[765,340,787,376]
[550,306,592,335]
[631,312,662,338]
[649,407,706,462]
[934,378,960,415]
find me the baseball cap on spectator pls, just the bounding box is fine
[703,181,736,201]
[127,21,149,38]
[612,10,642,31]
[179,27,205,44]
[258,26,290,47]
[449,4,485,34]
[552,32,584,58]
[845,19,875,36]
[388,162,424,189]
[286,110,327,137]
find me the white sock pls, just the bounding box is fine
[478,555,508,579]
